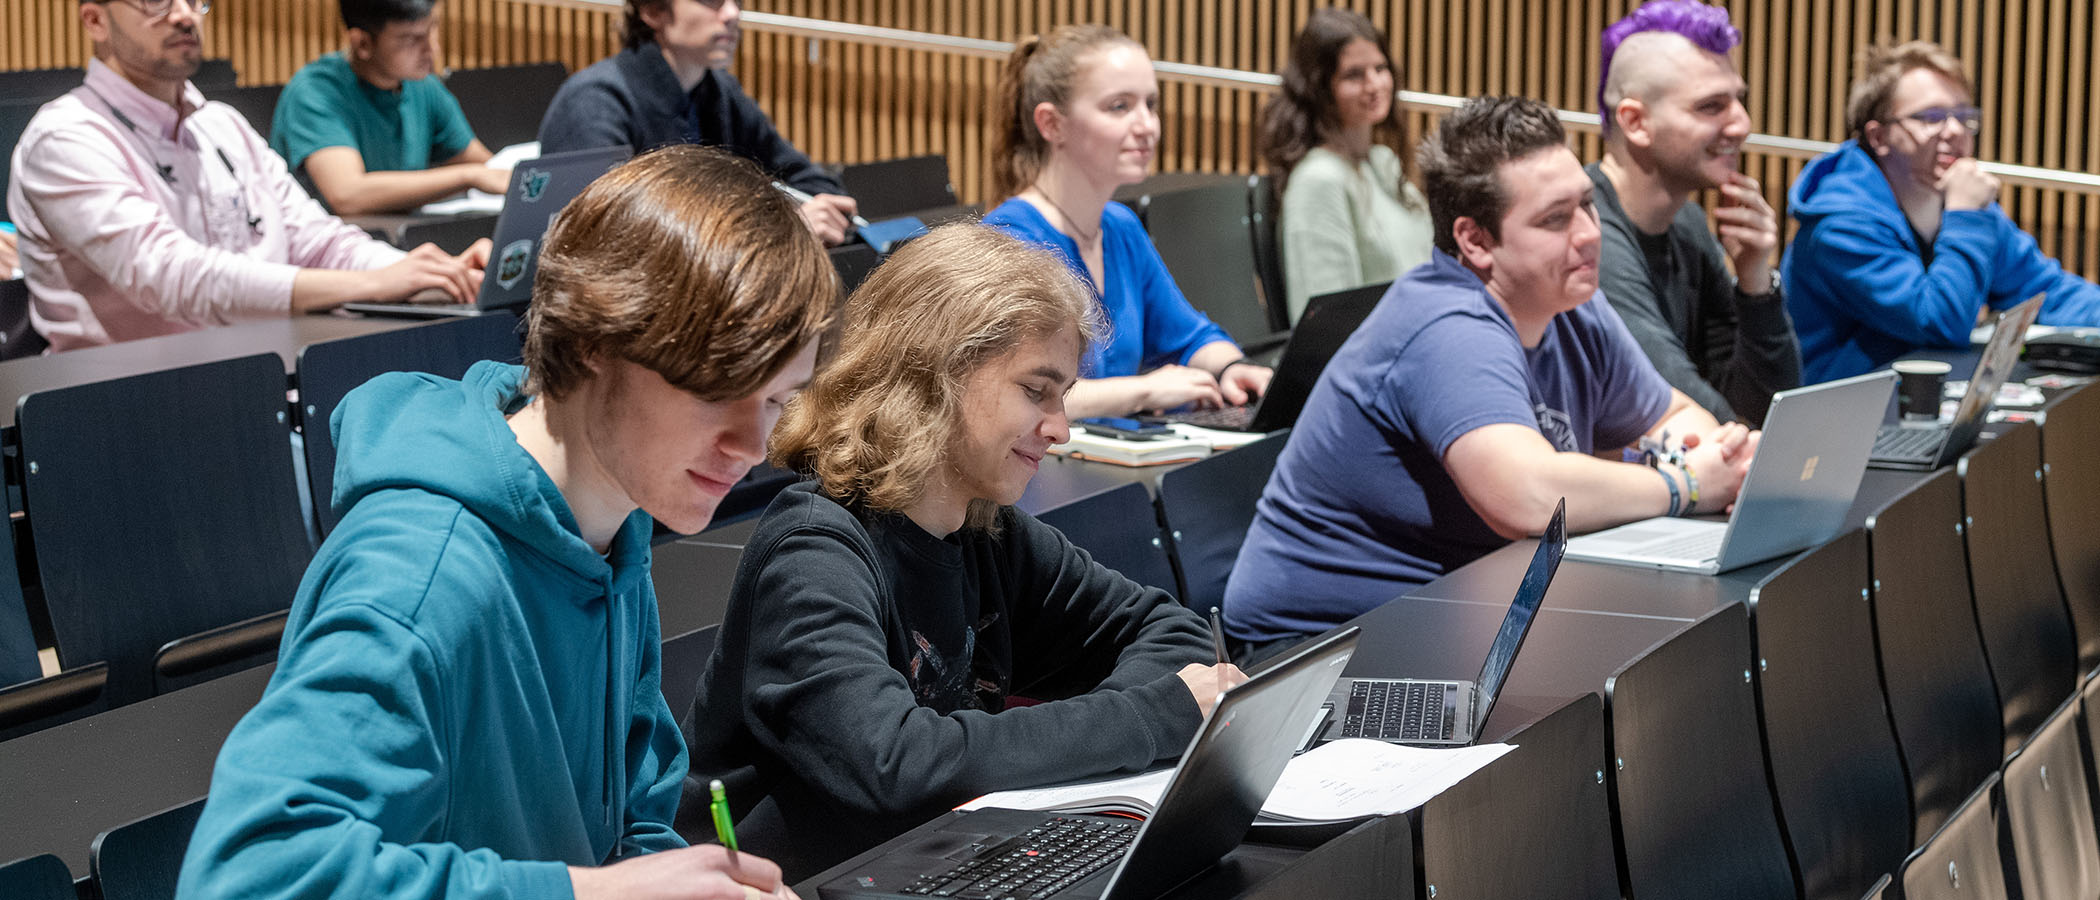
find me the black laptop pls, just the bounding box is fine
[1307,499,1565,748]
[1869,294,2042,470]
[1151,281,1385,433]
[344,145,630,318]
[815,626,1361,900]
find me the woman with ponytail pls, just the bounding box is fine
[984,25,1273,419]
[1257,8,1432,321]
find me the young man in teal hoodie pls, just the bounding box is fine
[177,144,834,900]
[1782,40,2100,382]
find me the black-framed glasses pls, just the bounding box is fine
[101,0,211,20]
[1890,105,1983,135]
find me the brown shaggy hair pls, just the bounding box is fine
[523,144,837,402]
[770,224,1102,530]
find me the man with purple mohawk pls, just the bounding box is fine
[1590,0,1799,425]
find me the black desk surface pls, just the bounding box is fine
[0,314,428,429]
[0,662,272,875]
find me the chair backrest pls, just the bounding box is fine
[1035,481,1181,600]
[0,276,51,360]
[90,796,206,900]
[394,213,501,254]
[1747,529,1911,900]
[211,83,282,139]
[444,62,569,149]
[1864,468,2003,844]
[1604,603,1794,900]
[2038,382,2100,676]
[1142,179,1283,348]
[838,154,958,219]
[192,59,236,92]
[0,521,39,691]
[0,67,82,102]
[1419,692,1620,900]
[659,624,720,717]
[2001,696,2100,900]
[297,314,524,537]
[829,242,881,295]
[0,853,78,900]
[1898,774,2008,900]
[1156,431,1291,612]
[1956,421,2076,755]
[19,353,312,708]
[1248,174,1288,331]
[2,97,46,226]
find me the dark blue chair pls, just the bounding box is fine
[1748,529,1910,900]
[1157,431,1291,612]
[1035,481,1180,600]
[0,853,77,900]
[1957,421,2076,755]
[1605,603,1793,900]
[90,796,206,900]
[1865,468,2002,844]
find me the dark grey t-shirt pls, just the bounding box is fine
[1587,162,1800,425]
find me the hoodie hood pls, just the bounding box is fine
[1787,140,1915,248]
[329,360,652,597]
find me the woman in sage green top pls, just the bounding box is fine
[1259,8,1434,321]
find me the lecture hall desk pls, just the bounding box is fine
[0,360,2006,885]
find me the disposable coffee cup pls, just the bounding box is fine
[1892,359,1952,421]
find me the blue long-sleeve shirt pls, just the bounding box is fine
[1782,140,2100,381]
[984,198,1232,378]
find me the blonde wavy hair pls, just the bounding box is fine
[771,224,1103,529]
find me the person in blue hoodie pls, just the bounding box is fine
[177,144,833,900]
[1782,40,2100,382]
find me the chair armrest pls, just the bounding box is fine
[0,661,108,732]
[154,609,289,683]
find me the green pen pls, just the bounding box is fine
[708,778,739,855]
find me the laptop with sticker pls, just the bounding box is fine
[344,145,631,318]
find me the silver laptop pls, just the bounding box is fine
[1305,499,1564,749]
[1870,294,2043,470]
[1563,369,1899,575]
[344,145,631,318]
[815,626,1360,900]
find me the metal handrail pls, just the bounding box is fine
[520,3,2100,194]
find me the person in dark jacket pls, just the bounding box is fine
[680,223,1241,881]
[538,0,857,245]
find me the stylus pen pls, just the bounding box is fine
[1208,606,1229,666]
[709,778,739,857]
[771,179,873,228]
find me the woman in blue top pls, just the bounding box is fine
[984,25,1273,419]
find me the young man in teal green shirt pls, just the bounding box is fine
[271,0,510,215]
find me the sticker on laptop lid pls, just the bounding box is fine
[495,239,533,290]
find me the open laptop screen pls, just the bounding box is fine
[1470,499,1566,728]
[1949,294,2044,428]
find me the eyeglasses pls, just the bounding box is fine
[101,0,212,21]
[1889,105,1983,135]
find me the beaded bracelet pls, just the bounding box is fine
[1653,464,1681,517]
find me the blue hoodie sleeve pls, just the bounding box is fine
[177,601,573,900]
[1981,209,2100,326]
[618,581,690,858]
[1788,204,2000,349]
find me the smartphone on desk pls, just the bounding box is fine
[1075,416,1174,441]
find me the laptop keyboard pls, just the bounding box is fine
[1873,424,1946,461]
[894,817,1137,899]
[1634,529,1726,563]
[1169,405,1255,430]
[1339,680,1457,742]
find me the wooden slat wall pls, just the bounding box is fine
[6,0,2097,275]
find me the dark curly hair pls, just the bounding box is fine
[1256,8,1412,200]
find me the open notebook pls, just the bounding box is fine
[957,738,1512,824]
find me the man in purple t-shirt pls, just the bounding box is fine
[1223,96,1762,661]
